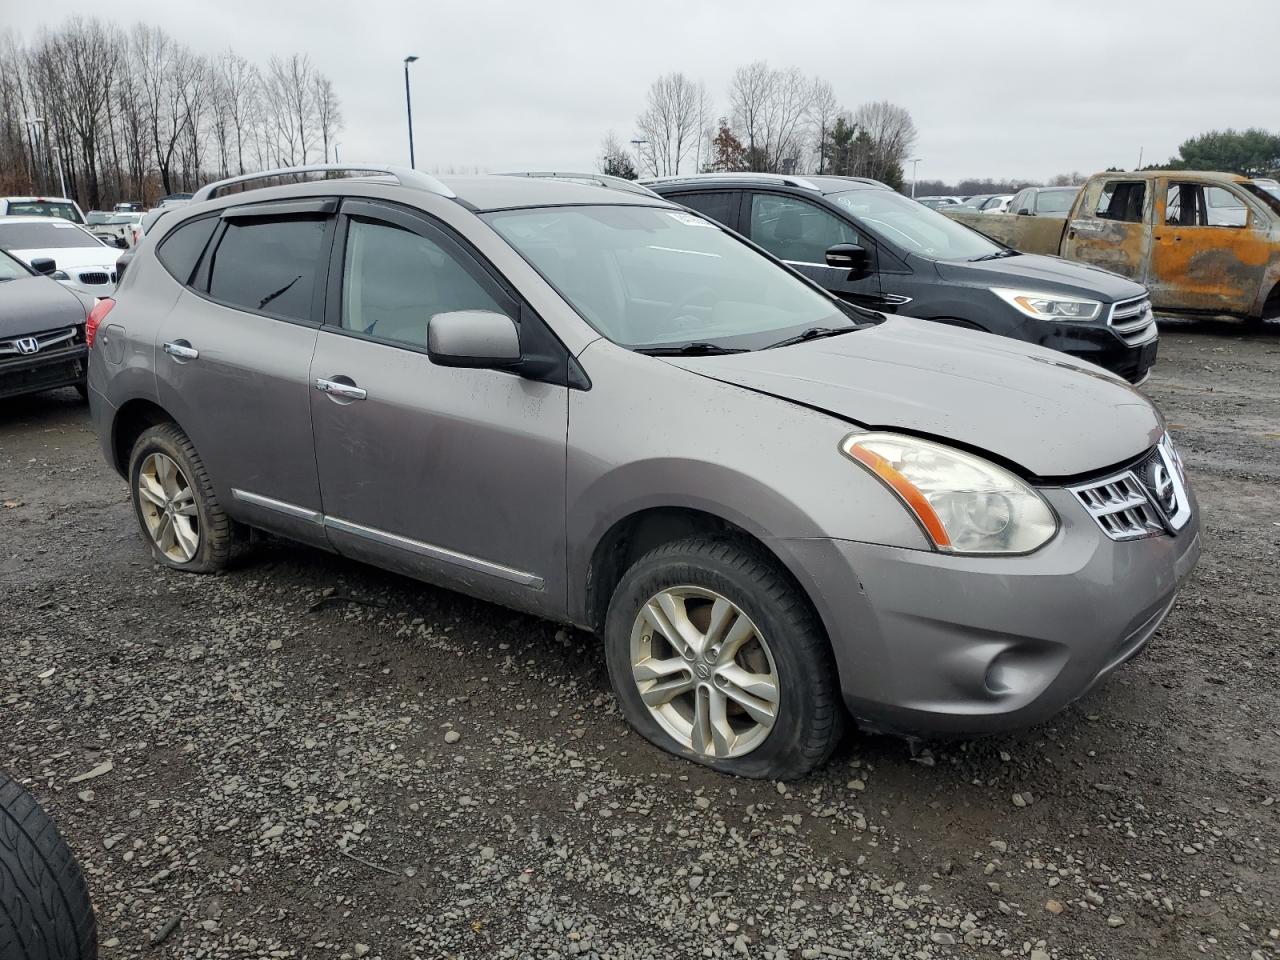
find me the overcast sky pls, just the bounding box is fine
[19,0,1279,184]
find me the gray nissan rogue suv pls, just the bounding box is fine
[87,165,1201,779]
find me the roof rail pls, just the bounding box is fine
[637,172,820,191]
[496,171,661,198]
[191,163,456,203]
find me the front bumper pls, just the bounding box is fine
[0,343,87,400]
[772,487,1201,736]
[1031,321,1158,385]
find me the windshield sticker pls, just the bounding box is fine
[666,211,715,228]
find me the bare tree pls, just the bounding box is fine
[852,100,918,186]
[728,61,771,166]
[808,78,840,174]
[635,72,702,177]
[728,61,813,172]
[311,74,342,164]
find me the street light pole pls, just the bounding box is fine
[403,55,419,169]
[24,117,67,198]
[630,137,649,176]
[909,157,922,198]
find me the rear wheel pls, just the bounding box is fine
[128,423,231,572]
[0,770,97,960]
[604,537,844,779]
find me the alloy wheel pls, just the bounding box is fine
[629,586,779,759]
[136,452,200,563]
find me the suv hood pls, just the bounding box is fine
[667,316,1162,478]
[937,252,1145,302]
[0,275,89,338]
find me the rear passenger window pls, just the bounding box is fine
[156,216,218,284]
[207,217,328,322]
[670,192,737,228]
[1094,181,1146,223]
[341,218,511,348]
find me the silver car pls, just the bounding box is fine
[87,164,1201,779]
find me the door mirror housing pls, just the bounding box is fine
[427,310,521,369]
[30,257,57,276]
[1017,208,1033,216]
[825,242,869,274]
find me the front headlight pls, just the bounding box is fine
[841,433,1058,554]
[991,286,1102,321]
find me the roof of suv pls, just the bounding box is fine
[442,175,668,211]
[642,173,891,195]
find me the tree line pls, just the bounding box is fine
[598,63,918,190]
[0,17,344,210]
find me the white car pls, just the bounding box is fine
[982,194,1014,214]
[0,196,87,224]
[0,216,118,296]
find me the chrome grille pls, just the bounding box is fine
[1070,435,1191,541]
[77,270,111,285]
[1108,295,1157,346]
[0,326,78,357]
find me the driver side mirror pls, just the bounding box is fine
[1017,208,1033,216]
[825,243,869,275]
[427,310,521,370]
[30,257,57,276]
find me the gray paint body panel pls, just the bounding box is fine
[89,173,1201,739]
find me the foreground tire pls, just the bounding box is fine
[128,423,231,572]
[604,537,844,779]
[0,771,97,960]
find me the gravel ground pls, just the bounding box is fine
[1,321,1277,960]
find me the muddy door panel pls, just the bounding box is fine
[1013,215,1069,256]
[1062,219,1147,280]
[1150,180,1271,315]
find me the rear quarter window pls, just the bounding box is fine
[155,216,219,285]
[206,216,329,323]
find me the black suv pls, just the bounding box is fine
[644,174,1158,383]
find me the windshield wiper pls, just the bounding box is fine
[635,342,749,356]
[764,326,858,350]
[969,248,1020,261]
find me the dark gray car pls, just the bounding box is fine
[87,165,1200,779]
[0,248,95,400]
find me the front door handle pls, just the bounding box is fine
[162,340,198,361]
[314,377,367,402]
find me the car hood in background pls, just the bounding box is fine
[667,316,1162,478]
[936,252,1146,302]
[0,275,90,338]
[8,246,116,273]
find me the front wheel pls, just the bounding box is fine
[603,537,844,779]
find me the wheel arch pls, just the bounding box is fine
[109,397,184,477]
[581,505,819,638]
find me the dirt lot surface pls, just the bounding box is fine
[1,321,1277,960]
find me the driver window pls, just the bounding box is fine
[1094,181,1146,223]
[749,194,859,265]
[341,218,509,348]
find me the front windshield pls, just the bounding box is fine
[0,250,30,281]
[1242,182,1280,216]
[485,205,855,350]
[831,189,1001,260]
[0,221,102,250]
[1036,189,1078,214]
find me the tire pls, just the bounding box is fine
[127,422,231,573]
[0,771,97,960]
[603,537,844,779]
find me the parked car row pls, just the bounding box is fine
[641,172,1158,383]
[74,163,1199,780]
[943,170,1280,324]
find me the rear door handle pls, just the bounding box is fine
[162,340,198,361]
[314,377,367,401]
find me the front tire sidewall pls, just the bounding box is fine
[604,541,837,780]
[127,427,220,573]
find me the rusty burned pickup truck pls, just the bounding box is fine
[945,171,1280,324]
